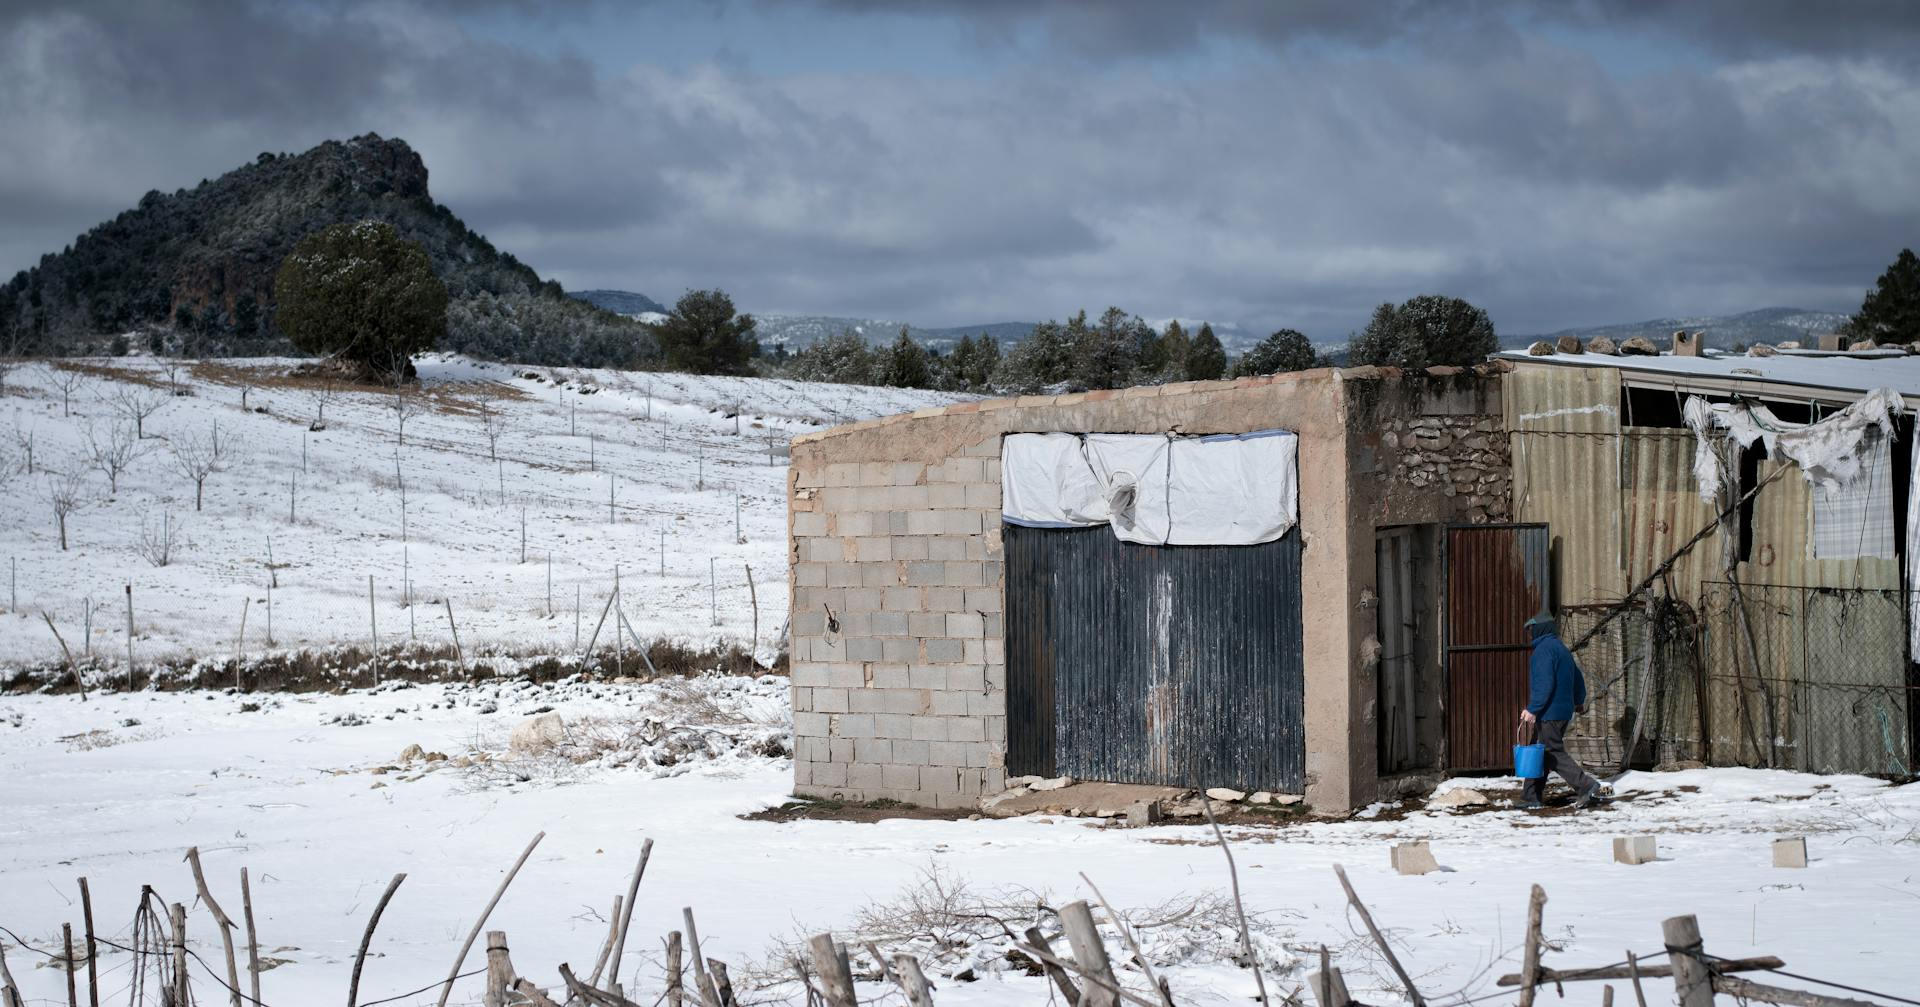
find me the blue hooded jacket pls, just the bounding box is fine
[1526,618,1586,721]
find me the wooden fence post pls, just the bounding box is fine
[483,931,511,1007]
[77,878,98,1007]
[169,902,188,1007]
[1057,901,1119,1007]
[445,598,468,677]
[367,575,380,685]
[807,933,856,1007]
[1518,884,1547,1007]
[1662,915,1715,1007]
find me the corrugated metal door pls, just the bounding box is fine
[1445,523,1551,770]
[1005,524,1305,792]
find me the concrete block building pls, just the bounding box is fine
[785,366,1515,813]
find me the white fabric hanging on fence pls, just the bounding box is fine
[1683,387,1904,501]
[1001,430,1298,545]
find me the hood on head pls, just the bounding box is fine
[1525,615,1557,642]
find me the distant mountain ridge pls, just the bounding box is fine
[1506,307,1850,350]
[0,134,653,367]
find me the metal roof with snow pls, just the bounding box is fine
[1495,346,1920,405]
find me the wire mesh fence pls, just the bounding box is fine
[1564,584,1917,777]
[1699,582,1914,777]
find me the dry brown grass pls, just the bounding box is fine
[54,360,171,389]
[188,359,530,417]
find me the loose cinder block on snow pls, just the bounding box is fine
[1613,836,1657,865]
[1391,841,1439,876]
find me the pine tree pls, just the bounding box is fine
[1155,320,1191,381]
[1071,307,1146,390]
[1845,248,1920,344]
[273,219,447,379]
[992,319,1077,393]
[654,288,759,375]
[1236,328,1318,375]
[1349,295,1495,369]
[875,326,933,388]
[1187,323,1227,381]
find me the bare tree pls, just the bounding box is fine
[474,382,513,461]
[307,377,340,431]
[235,370,260,411]
[46,470,87,551]
[136,509,183,567]
[170,426,231,511]
[390,383,425,447]
[160,358,192,397]
[48,368,87,417]
[10,423,34,475]
[102,382,169,438]
[84,422,154,494]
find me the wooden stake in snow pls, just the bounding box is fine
[124,585,134,692]
[233,598,250,691]
[1662,915,1713,1007]
[1332,864,1425,1007]
[77,878,98,1007]
[43,613,82,702]
[1057,902,1119,1007]
[347,872,407,1007]
[606,839,654,991]
[368,575,381,685]
[663,932,684,1007]
[806,934,855,1007]
[239,868,260,1007]
[446,599,468,677]
[586,896,623,988]
[745,564,759,659]
[61,923,76,1007]
[435,832,545,1007]
[185,847,243,1007]
[169,902,188,1007]
[709,557,717,627]
[1518,884,1546,1007]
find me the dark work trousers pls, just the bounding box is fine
[1522,719,1597,803]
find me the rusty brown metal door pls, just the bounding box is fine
[1445,523,1551,770]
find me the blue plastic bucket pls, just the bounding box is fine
[1514,743,1546,779]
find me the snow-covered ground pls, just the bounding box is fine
[2,684,1916,1006]
[0,355,965,670]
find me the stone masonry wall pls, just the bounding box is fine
[787,440,1009,809]
[1380,414,1511,523]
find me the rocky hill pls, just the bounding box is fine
[0,134,653,367]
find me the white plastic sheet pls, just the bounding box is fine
[1684,388,1905,501]
[1001,430,1299,545]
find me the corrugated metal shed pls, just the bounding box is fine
[1506,366,1625,605]
[1621,428,1724,603]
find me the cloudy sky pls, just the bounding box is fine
[3,1,1918,337]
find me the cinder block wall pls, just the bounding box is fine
[788,438,1009,808]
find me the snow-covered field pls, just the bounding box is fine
[0,355,965,671]
[2,683,1916,1006]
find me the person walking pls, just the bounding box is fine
[1519,614,1606,810]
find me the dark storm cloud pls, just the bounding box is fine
[2,0,1916,335]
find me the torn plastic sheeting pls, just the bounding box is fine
[1001,430,1299,546]
[1683,387,1904,502]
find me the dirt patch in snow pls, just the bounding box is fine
[743,796,976,823]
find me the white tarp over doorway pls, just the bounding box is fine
[1001,430,1299,546]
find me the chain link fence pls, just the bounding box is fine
[1562,585,1916,777]
[1699,582,1914,776]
